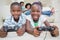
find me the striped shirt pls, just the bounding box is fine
[3,13,26,28]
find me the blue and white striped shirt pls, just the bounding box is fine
[3,13,26,28]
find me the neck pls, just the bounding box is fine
[14,18,19,22]
[33,20,38,23]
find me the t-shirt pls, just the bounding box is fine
[26,15,47,28]
[24,10,31,15]
[3,13,26,28]
[21,6,25,11]
[34,22,38,27]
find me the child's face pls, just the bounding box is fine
[31,4,42,21]
[11,5,22,19]
[27,5,31,10]
[21,3,24,6]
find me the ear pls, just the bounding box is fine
[10,9,11,12]
[10,9,12,15]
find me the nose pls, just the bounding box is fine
[14,11,18,14]
[34,12,37,14]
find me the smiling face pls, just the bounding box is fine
[31,4,42,21]
[11,5,22,20]
[20,2,24,6]
[26,5,31,10]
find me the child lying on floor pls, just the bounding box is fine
[26,2,59,37]
[0,2,26,38]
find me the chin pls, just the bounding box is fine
[32,15,39,20]
[14,17,19,19]
[33,18,39,21]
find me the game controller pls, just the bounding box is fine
[3,25,19,32]
[37,26,55,31]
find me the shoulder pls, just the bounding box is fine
[20,13,26,19]
[5,15,12,21]
[39,15,47,22]
[3,15,12,26]
[40,15,47,18]
[26,15,32,21]
[21,13,26,17]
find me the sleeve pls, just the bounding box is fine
[3,17,11,26]
[26,15,31,21]
[21,14,26,25]
[42,15,47,22]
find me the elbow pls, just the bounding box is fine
[26,28,31,32]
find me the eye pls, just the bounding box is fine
[17,10,20,12]
[37,10,40,12]
[12,10,15,12]
[31,10,35,12]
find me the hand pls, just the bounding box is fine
[50,25,59,37]
[16,28,24,36]
[33,28,39,37]
[51,7,55,15]
[33,27,41,37]
[0,29,7,38]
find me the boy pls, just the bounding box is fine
[0,2,26,38]
[20,1,25,12]
[26,2,59,37]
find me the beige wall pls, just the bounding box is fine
[24,0,51,7]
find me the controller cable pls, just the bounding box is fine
[43,31,47,40]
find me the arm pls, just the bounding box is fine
[16,24,26,36]
[26,19,34,34]
[44,20,51,27]
[44,20,59,37]
[26,20,40,37]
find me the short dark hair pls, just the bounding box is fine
[32,1,42,9]
[20,1,24,5]
[10,2,21,9]
[25,3,31,8]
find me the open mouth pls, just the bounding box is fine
[32,15,39,21]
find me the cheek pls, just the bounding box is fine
[31,12,35,15]
[38,12,41,15]
[18,12,21,15]
[11,12,14,15]
[11,11,15,14]
[27,6,30,9]
[38,13,41,15]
